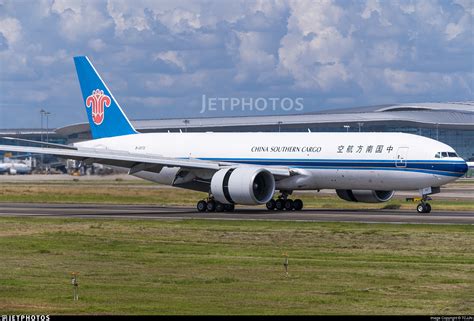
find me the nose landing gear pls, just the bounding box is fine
[408,187,439,214]
[416,195,432,214]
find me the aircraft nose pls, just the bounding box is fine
[457,160,469,175]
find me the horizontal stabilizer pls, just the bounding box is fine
[1,137,77,150]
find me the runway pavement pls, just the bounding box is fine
[0,203,473,224]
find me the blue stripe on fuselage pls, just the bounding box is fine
[199,158,468,177]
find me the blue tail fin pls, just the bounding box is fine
[73,56,137,139]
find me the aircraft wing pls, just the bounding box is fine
[0,145,291,177]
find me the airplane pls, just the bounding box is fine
[0,161,32,175]
[0,56,469,213]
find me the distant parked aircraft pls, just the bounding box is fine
[0,161,32,175]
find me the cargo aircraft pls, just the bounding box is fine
[0,57,468,213]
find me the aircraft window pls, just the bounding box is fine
[435,152,441,158]
[441,152,448,157]
[448,152,457,157]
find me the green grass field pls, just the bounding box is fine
[0,180,473,211]
[0,217,473,315]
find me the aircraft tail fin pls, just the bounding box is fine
[73,56,137,139]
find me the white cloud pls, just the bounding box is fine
[288,0,343,36]
[0,17,22,45]
[361,0,391,26]
[157,8,201,33]
[51,0,113,41]
[413,0,446,28]
[153,51,186,71]
[0,0,472,127]
[234,31,277,83]
[383,68,458,95]
[278,0,353,90]
[444,7,472,41]
[445,22,463,41]
[361,0,380,19]
[106,0,150,33]
[34,49,68,66]
[88,38,107,52]
[368,41,400,64]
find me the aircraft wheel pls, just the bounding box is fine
[266,199,276,210]
[425,203,431,213]
[275,199,284,211]
[215,202,225,212]
[293,199,303,211]
[224,204,235,212]
[416,203,426,214]
[284,199,294,211]
[207,200,216,212]
[197,200,207,212]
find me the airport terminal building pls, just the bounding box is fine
[1,101,473,161]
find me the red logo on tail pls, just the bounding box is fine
[86,89,111,125]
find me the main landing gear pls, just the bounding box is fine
[266,192,303,211]
[196,197,235,213]
[416,195,432,214]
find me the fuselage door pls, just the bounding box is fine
[395,147,409,168]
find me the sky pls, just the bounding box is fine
[0,0,473,129]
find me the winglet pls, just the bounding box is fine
[73,56,137,139]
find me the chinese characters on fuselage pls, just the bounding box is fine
[337,145,394,154]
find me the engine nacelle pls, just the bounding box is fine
[211,167,275,205]
[336,189,394,203]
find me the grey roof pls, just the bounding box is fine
[55,101,474,136]
[376,101,474,112]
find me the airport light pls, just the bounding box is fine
[39,109,47,170]
[45,111,51,142]
[40,109,46,142]
[358,122,364,132]
[343,125,350,132]
[278,121,283,132]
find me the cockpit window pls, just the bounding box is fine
[436,151,458,158]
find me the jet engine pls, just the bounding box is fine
[336,189,394,203]
[211,167,275,205]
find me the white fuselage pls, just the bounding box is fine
[0,162,31,174]
[75,132,467,191]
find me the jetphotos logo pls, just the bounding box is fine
[200,95,304,114]
[86,89,111,125]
